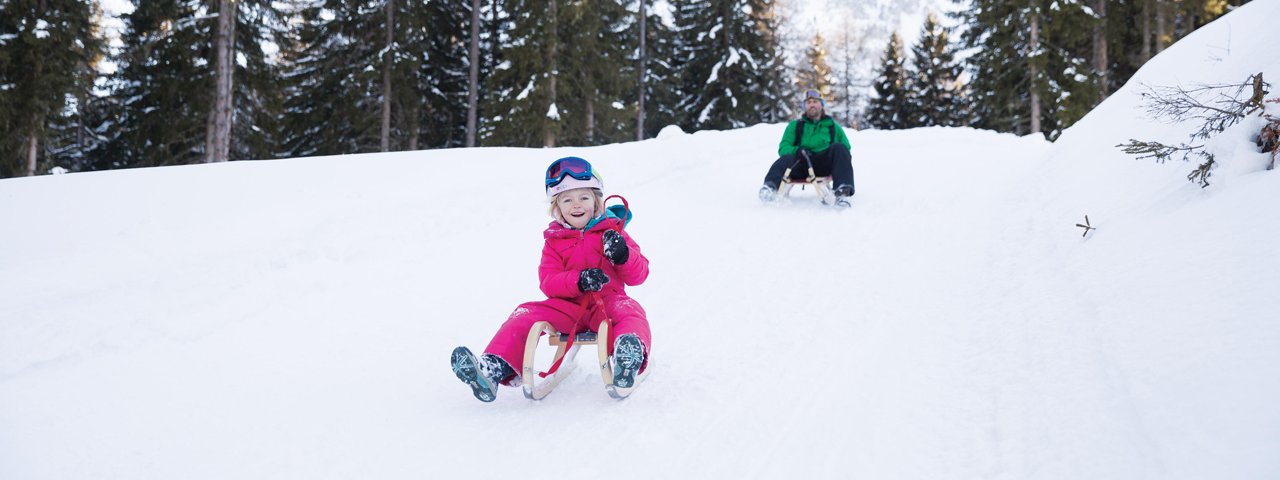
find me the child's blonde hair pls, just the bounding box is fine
[548,188,605,227]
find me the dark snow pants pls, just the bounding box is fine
[762,144,855,192]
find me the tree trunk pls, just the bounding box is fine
[381,0,395,152]
[842,18,853,127]
[1141,0,1152,63]
[636,0,646,141]
[717,3,732,126]
[77,90,87,151]
[1028,8,1042,135]
[1155,0,1168,53]
[1092,0,1109,100]
[408,102,420,150]
[207,0,236,163]
[544,0,558,148]
[24,136,38,176]
[27,1,44,177]
[586,94,595,144]
[466,0,480,147]
[489,0,499,70]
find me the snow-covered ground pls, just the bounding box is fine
[3,2,1279,478]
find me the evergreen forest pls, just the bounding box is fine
[0,0,1251,177]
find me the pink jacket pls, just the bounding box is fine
[537,214,648,322]
[479,207,651,375]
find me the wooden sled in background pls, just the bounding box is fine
[779,175,837,205]
[776,152,838,206]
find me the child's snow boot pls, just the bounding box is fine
[480,353,516,386]
[451,346,513,402]
[611,334,646,389]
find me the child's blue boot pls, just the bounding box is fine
[612,334,646,389]
[451,347,515,402]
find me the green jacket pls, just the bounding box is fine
[777,115,851,157]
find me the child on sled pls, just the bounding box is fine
[450,156,651,402]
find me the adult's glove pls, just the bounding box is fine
[602,230,629,265]
[578,268,610,293]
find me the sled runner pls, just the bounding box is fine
[779,175,837,206]
[776,151,844,207]
[521,320,648,400]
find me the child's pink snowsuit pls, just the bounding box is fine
[483,212,650,384]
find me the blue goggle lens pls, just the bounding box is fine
[545,157,596,186]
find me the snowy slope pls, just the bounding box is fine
[3,2,1280,478]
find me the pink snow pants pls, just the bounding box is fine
[483,294,650,384]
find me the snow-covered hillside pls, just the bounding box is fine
[3,2,1279,478]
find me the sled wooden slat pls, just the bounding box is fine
[549,331,598,346]
[778,175,836,205]
[782,175,833,185]
[596,320,613,386]
[522,321,579,400]
[522,320,647,400]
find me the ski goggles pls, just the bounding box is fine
[545,156,601,187]
[803,89,823,102]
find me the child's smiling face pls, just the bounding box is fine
[556,188,598,229]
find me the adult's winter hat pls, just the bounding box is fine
[803,89,826,110]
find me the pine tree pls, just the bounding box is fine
[0,0,105,177]
[953,0,1090,138]
[484,0,562,147]
[1108,0,1152,95]
[98,0,212,168]
[636,3,681,139]
[230,2,286,161]
[475,0,507,142]
[44,87,112,173]
[865,33,909,130]
[635,0,650,140]
[795,32,834,100]
[1041,1,1101,136]
[465,0,482,146]
[558,0,635,146]
[99,0,284,168]
[827,14,874,129]
[905,12,965,127]
[281,1,385,156]
[752,0,790,125]
[954,0,1025,133]
[32,6,107,174]
[671,0,788,132]
[282,0,470,155]
[1103,0,1236,101]
[666,0,702,126]
[402,0,472,150]
[485,0,635,147]
[951,0,1239,139]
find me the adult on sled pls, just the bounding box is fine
[758,89,856,206]
[450,156,651,402]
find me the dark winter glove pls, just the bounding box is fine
[602,230,629,265]
[578,268,610,293]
